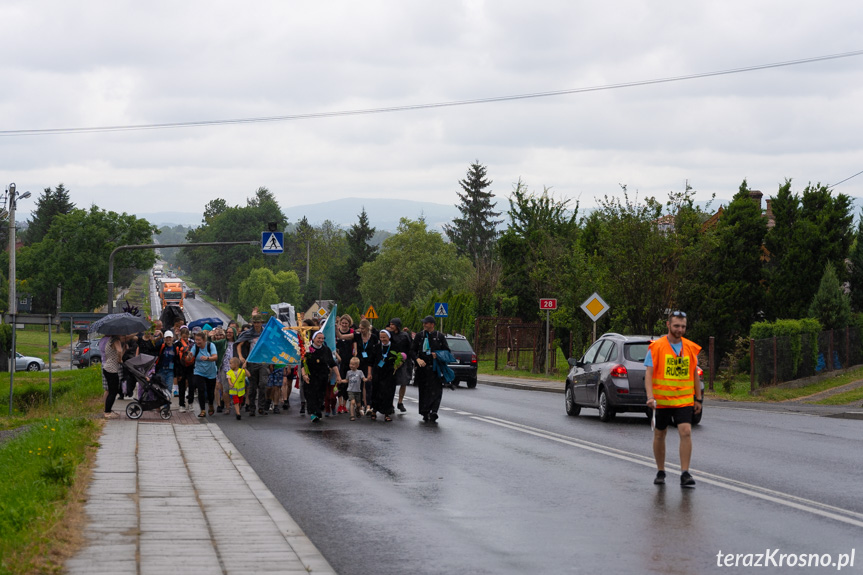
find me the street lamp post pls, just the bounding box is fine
[7,183,31,415]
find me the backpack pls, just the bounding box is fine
[178,340,195,367]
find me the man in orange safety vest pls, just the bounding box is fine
[645,310,703,487]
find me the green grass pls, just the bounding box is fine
[0,369,103,574]
[706,366,863,403]
[121,271,152,318]
[12,326,72,362]
[477,347,569,381]
[813,386,863,405]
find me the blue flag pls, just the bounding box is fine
[320,304,337,351]
[246,316,302,365]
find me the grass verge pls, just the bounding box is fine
[476,348,568,381]
[706,366,863,403]
[13,327,72,363]
[813,386,863,405]
[0,369,103,575]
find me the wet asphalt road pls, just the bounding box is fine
[211,384,863,575]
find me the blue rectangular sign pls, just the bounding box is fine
[434,302,449,317]
[262,232,284,254]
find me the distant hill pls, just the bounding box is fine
[136,198,461,233]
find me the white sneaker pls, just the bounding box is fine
[179,406,187,413]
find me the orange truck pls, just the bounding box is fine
[160,281,185,310]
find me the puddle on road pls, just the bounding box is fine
[298,429,402,482]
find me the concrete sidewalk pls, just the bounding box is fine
[65,420,335,575]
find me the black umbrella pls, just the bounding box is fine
[89,313,151,336]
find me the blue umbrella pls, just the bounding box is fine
[188,317,224,331]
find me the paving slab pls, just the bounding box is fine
[66,419,337,574]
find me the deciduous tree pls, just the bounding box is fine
[18,207,156,312]
[358,218,471,307]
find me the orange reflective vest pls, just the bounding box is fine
[648,336,701,408]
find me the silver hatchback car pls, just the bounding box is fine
[564,333,703,424]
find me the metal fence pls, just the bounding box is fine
[749,327,863,389]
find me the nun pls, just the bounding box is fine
[369,329,401,422]
[301,330,342,422]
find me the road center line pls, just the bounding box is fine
[470,415,863,529]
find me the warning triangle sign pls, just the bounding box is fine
[264,233,283,251]
[364,305,378,319]
[436,304,447,316]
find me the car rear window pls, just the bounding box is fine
[624,342,650,362]
[446,338,473,353]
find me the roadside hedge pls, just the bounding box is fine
[749,318,821,383]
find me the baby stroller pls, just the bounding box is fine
[124,354,173,420]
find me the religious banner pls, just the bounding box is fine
[246,316,302,365]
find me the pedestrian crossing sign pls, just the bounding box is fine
[364,305,378,319]
[434,302,449,317]
[261,232,284,255]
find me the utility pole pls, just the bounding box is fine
[7,183,31,415]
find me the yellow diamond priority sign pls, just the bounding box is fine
[580,292,609,321]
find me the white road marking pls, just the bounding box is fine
[455,411,473,415]
[471,415,863,529]
[440,407,455,411]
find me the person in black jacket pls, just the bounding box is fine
[411,315,450,423]
[386,318,413,413]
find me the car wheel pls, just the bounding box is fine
[691,409,702,426]
[91,357,101,364]
[565,384,581,416]
[466,378,477,389]
[598,388,615,422]
[27,362,41,372]
[125,402,143,420]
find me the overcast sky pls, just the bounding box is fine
[2,0,863,223]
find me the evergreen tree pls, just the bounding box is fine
[332,208,377,306]
[22,183,76,245]
[444,162,502,264]
[764,180,853,319]
[696,180,767,354]
[808,261,851,329]
[848,216,863,312]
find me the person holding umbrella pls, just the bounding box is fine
[102,335,127,419]
[88,312,150,418]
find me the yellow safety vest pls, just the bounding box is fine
[648,336,701,408]
[227,369,247,396]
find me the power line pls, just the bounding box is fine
[829,168,863,189]
[2,49,863,137]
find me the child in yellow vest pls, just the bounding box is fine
[227,357,247,420]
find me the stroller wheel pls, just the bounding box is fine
[159,405,172,420]
[125,402,144,420]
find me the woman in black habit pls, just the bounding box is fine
[369,329,399,422]
[301,330,342,423]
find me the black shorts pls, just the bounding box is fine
[654,405,693,430]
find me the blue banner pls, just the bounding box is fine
[320,304,337,351]
[246,316,302,365]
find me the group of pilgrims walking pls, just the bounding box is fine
[293,312,452,423]
[101,310,453,425]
